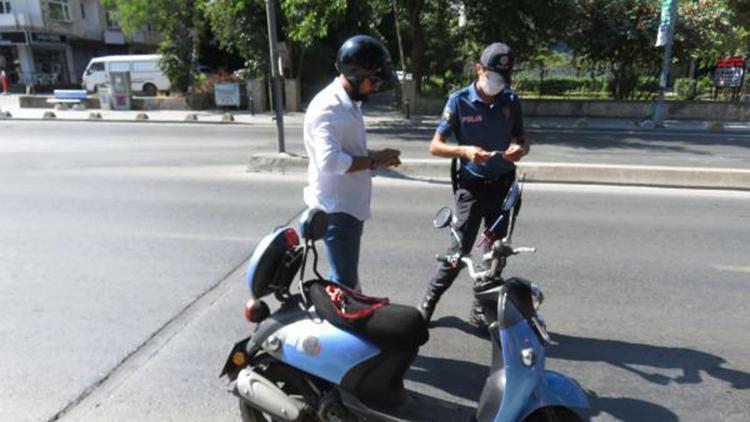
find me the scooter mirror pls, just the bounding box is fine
[433,207,453,229]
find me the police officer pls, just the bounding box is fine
[303,35,401,290]
[418,42,529,324]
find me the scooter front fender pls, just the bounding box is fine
[490,322,545,422]
[520,370,590,421]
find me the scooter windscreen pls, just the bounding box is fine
[498,278,548,343]
[501,180,521,211]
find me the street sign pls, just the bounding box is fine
[714,57,745,88]
[214,83,241,107]
[0,31,28,45]
[30,32,67,44]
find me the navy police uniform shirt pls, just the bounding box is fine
[436,83,524,179]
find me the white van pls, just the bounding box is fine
[82,54,171,96]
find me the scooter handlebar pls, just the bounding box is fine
[460,257,483,280]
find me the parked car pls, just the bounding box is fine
[82,54,170,96]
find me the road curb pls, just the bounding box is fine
[247,153,750,191]
[3,114,750,134]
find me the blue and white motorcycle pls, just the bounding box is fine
[221,180,589,421]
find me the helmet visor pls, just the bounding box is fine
[375,60,397,83]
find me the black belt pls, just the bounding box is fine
[457,169,515,191]
[458,177,508,191]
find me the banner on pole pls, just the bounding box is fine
[655,0,673,47]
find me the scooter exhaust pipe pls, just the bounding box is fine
[234,368,303,421]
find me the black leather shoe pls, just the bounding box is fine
[418,296,437,323]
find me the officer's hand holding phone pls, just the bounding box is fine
[462,146,493,164]
[502,144,526,162]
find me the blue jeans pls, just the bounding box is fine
[323,212,364,290]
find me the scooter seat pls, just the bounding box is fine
[308,281,429,352]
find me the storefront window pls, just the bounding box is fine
[34,49,68,84]
[0,46,18,81]
[47,0,71,22]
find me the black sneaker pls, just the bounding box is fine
[467,306,487,329]
[418,298,436,323]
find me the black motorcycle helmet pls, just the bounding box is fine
[335,35,396,90]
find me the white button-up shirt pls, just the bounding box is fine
[303,78,372,221]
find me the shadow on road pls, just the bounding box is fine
[431,315,488,338]
[407,354,487,402]
[416,318,746,420]
[367,126,434,142]
[549,332,750,390]
[588,394,679,422]
[366,121,750,161]
[372,168,450,185]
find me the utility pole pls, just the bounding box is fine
[265,0,285,153]
[392,0,406,73]
[652,0,678,127]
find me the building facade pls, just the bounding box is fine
[0,0,160,88]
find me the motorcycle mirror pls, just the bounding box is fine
[433,207,453,229]
[501,180,521,211]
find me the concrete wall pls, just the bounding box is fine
[246,78,268,112]
[403,86,750,121]
[521,99,750,121]
[284,79,301,112]
[19,95,100,108]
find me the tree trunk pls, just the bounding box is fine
[294,45,305,81]
[407,0,426,94]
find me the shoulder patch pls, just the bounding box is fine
[441,106,454,123]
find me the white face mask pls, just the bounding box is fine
[479,71,507,96]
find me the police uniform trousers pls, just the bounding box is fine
[425,169,519,303]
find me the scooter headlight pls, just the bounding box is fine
[521,348,536,367]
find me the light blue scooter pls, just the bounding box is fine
[221,180,589,421]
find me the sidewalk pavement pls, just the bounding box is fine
[3,94,750,133]
[3,94,749,190]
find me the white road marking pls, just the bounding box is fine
[714,265,750,274]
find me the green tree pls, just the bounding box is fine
[678,0,749,62]
[101,0,205,93]
[207,0,353,81]
[460,0,577,65]
[205,0,268,78]
[567,0,661,99]
[567,0,743,99]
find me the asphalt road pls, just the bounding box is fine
[2,119,750,170]
[1,121,749,422]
